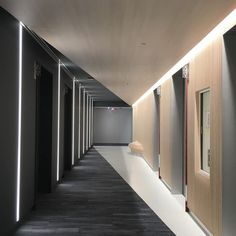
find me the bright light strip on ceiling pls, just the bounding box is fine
[56,61,61,181]
[16,22,23,222]
[72,78,75,165]
[132,8,236,107]
[78,84,81,159]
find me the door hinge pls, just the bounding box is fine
[34,61,41,80]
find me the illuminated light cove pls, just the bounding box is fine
[133,8,236,107]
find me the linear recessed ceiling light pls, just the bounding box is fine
[133,8,236,107]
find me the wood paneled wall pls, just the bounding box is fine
[132,38,222,236]
[188,37,222,236]
[133,93,158,170]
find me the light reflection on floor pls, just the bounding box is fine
[95,146,206,236]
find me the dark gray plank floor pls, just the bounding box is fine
[15,148,174,236]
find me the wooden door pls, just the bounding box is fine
[187,38,222,235]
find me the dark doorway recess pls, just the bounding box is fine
[63,86,72,174]
[35,64,53,200]
[171,69,186,195]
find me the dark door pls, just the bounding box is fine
[35,65,53,197]
[63,86,72,173]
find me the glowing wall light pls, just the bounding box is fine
[78,84,81,158]
[91,99,94,146]
[88,97,91,148]
[56,60,61,181]
[90,99,92,147]
[87,96,90,149]
[16,22,23,222]
[83,89,85,154]
[72,78,75,165]
[86,95,89,150]
[133,8,236,107]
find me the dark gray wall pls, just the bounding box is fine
[94,107,132,144]
[0,7,60,235]
[21,25,59,221]
[60,69,72,177]
[0,8,19,236]
[222,33,236,236]
[0,7,78,235]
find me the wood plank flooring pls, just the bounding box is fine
[14,148,174,235]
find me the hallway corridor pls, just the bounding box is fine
[15,148,174,236]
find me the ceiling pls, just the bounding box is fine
[47,43,128,103]
[1,0,236,104]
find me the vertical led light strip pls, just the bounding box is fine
[72,78,75,165]
[83,89,85,154]
[87,96,90,148]
[88,97,91,148]
[56,60,61,181]
[91,99,93,146]
[16,23,23,222]
[89,97,92,148]
[78,84,81,158]
[90,99,93,146]
[86,95,89,151]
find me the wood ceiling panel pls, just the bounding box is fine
[1,0,236,104]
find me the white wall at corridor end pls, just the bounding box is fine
[93,107,132,144]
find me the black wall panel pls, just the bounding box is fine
[20,26,59,220]
[0,8,19,236]
[59,69,72,178]
[0,7,60,235]
[0,7,82,235]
